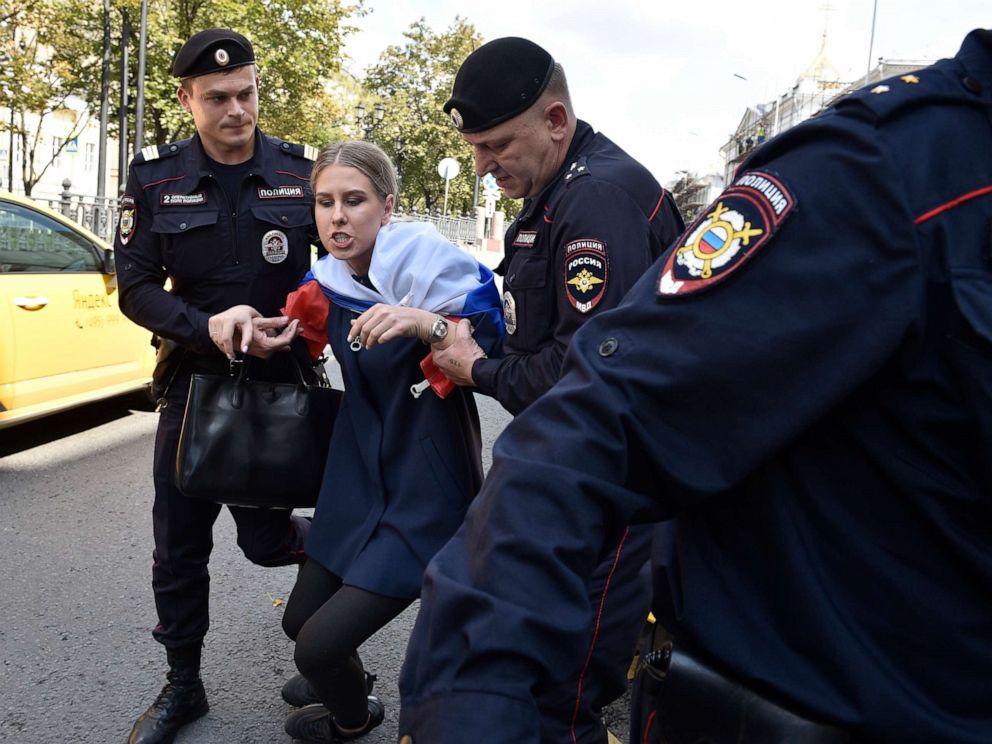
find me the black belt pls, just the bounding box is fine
[636,638,850,744]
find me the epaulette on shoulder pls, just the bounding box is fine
[134,140,186,165]
[274,139,320,161]
[831,63,960,123]
[563,155,592,186]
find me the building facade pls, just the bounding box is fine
[720,32,929,185]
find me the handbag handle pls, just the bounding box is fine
[227,355,317,414]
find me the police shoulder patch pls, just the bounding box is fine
[657,170,795,297]
[118,195,137,245]
[564,238,608,313]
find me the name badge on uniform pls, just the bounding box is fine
[257,186,305,199]
[160,192,206,206]
[503,290,517,335]
[119,196,136,245]
[512,230,537,248]
[262,230,289,264]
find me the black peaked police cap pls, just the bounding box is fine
[171,28,255,79]
[444,37,555,133]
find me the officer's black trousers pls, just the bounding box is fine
[150,372,308,649]
[283,558,411,729]
[538,523,653,744]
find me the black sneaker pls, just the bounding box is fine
[281,671,376,707]
[284,696,384,742]
[284,704,334,743]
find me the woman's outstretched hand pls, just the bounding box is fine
[348,304,447,349]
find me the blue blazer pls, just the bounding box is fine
[307,299,501,599]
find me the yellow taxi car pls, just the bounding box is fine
[0,191,156,429]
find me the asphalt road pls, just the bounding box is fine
[0,377,631,743]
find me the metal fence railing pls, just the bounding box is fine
[394,209,482,246]
[30,181,495,249]
[32,180,119,244]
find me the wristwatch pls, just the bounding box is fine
[427,315,449,344]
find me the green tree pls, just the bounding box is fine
[69,0,364,150]
[364,16,519,218]
[1,0,93,195]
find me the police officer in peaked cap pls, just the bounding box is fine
[399,29,992,744]
[407,37,684,744]
[117,28,320,744]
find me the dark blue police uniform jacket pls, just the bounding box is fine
[399,30,992,744]
[113,129,318,648]
[306,300,502,599]
[472,120,684,415]
[115,129,317,366]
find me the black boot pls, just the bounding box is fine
[127,644,209,744]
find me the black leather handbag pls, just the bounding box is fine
[175,356,341,508]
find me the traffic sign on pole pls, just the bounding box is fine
[438,158,460,215]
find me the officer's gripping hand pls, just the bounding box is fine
[348,303,437,349]
[209,304,261,360]
[248,316,300,359]
[431,319,485,387]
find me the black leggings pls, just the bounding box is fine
[282,559,412,728]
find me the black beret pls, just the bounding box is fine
[171,28,255,79]
[444,37,554,133]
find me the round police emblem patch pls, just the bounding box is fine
[214,48,230,66]
[449,108,464,130]
[261,229,289,264]
[658,170,795,297]
[503,290,517,335]
[563,238,608,314]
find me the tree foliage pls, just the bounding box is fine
[68,0,364,147]
[0,0,94,194]
[364,17,518,218]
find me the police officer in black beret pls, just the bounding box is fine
[400,28,992,744]
[116,29,319,744]
[424,37,684,744]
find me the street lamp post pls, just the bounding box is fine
[394,137,407,207]
[117,9,130,188]
[355,102,385,141]
[394,136,406,182]
[134,0,148,151]
[96,0,110,200]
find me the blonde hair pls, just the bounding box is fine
[310,140,398,202]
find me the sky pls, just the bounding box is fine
[339,0,987,186]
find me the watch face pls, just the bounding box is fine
[432,317,448,341]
